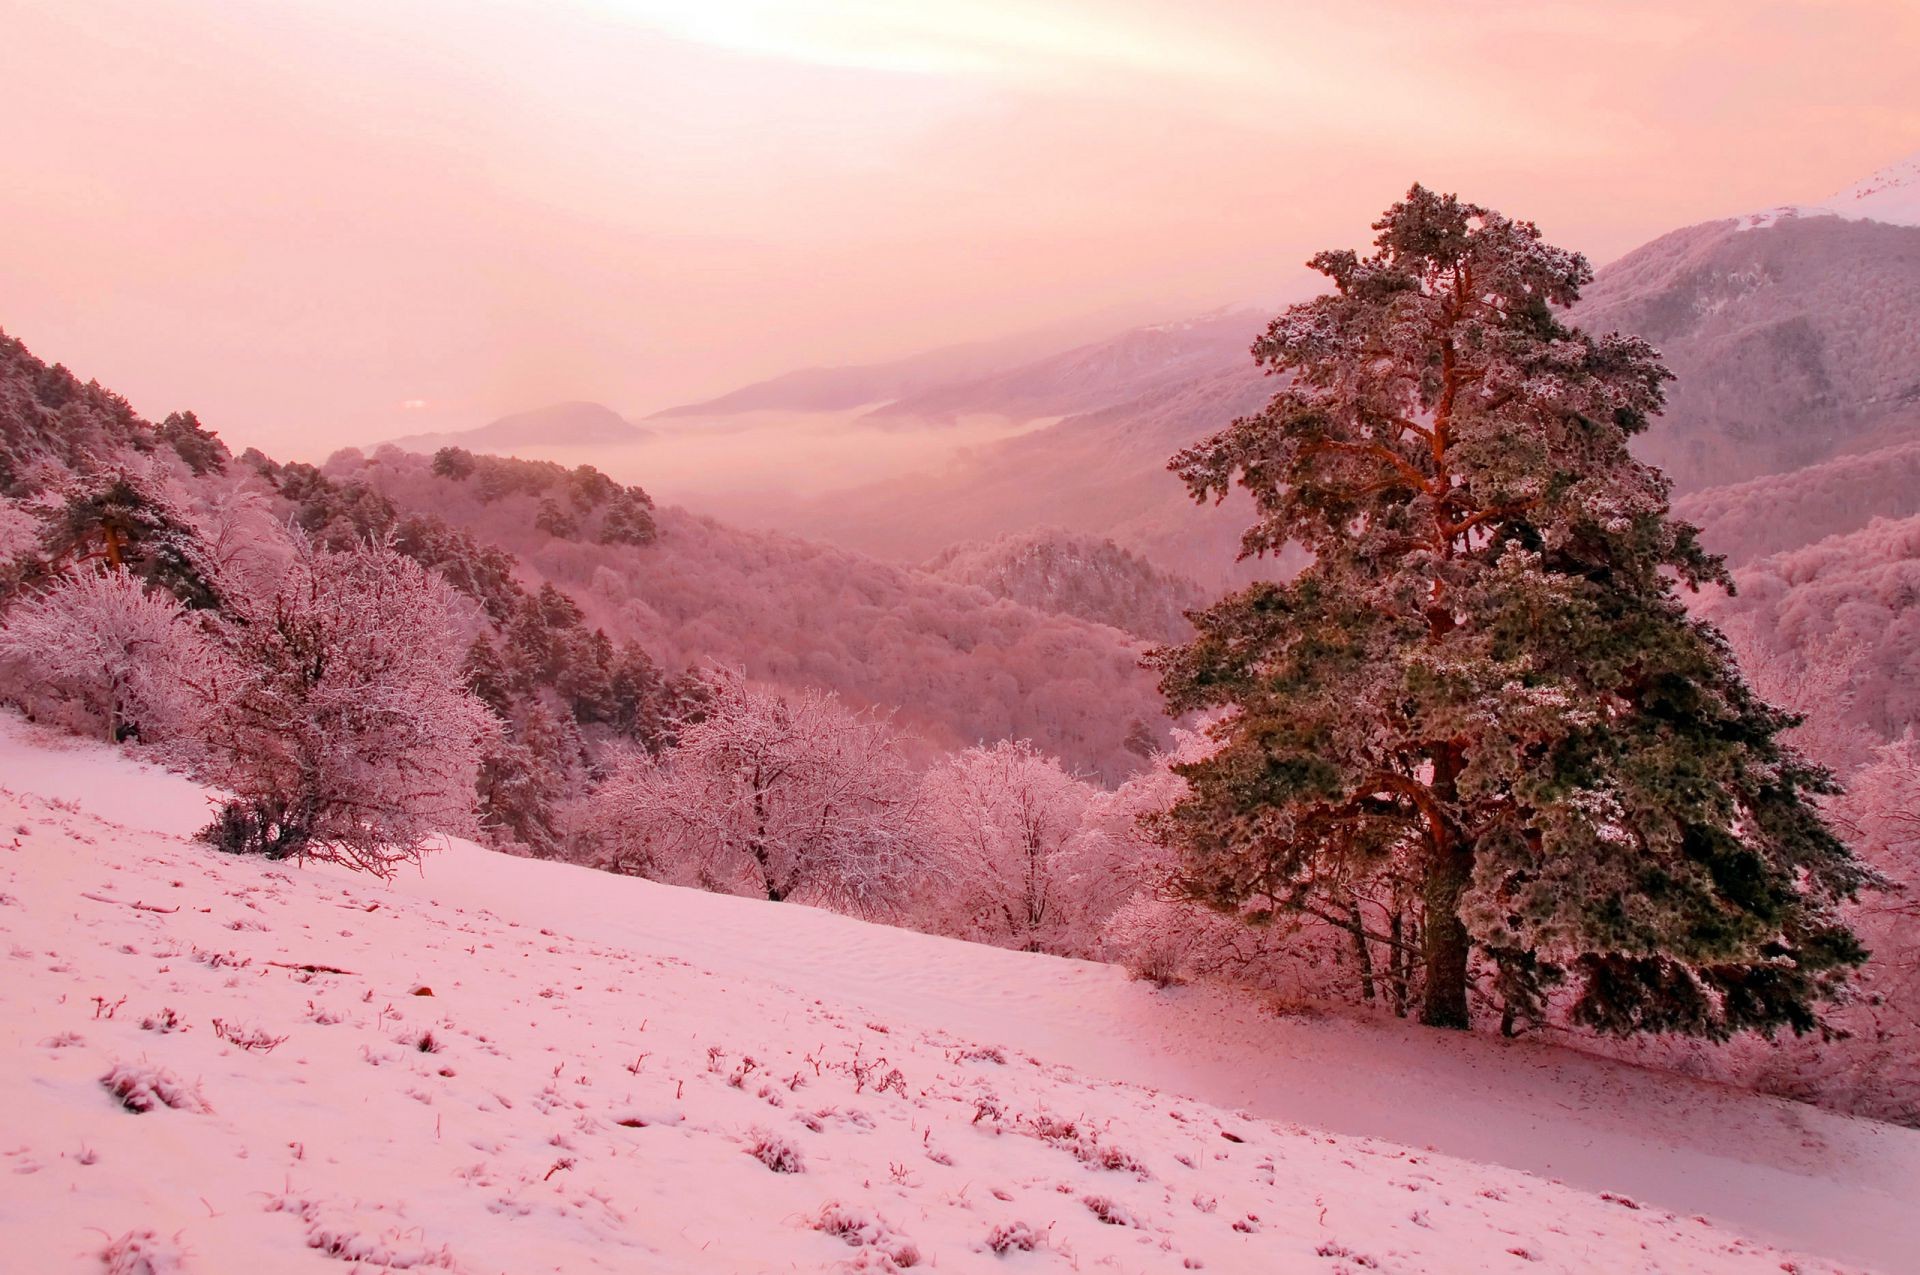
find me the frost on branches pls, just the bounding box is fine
[197,534,496,875]
[0,567,222,744]
[1154,185,1872,1037]
[918,740,1092,954]
[588,672,924,912]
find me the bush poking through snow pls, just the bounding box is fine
[1081,1194,1140,1227]
[100,1063,208,1114]
[211,1019,287,1053]
[984,1220,1043,1255]
[100,1228,187,1275]
[809,1202,921,1266]
[745,1126,805,1173]
[267,1194,460,1270]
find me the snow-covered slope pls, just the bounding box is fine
[1742,150,1920,229]
[2,717,1913,1273]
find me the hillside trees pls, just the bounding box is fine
[588,673,924,912]
[238,451,703,853]
[1155,186,1871,1035]
[23,469,224,610]
[922,529,1206,643]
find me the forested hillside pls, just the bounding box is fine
[1568,214,1920,489]
[325,448,1167,780]
[1696,511,1920,759]
[923,529,1204,643]
[1676,437,1920,566]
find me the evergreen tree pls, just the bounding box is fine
[155,409,230,476]
[31,472,223,610]
[1153,186,1872,1036]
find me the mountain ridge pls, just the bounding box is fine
[384,400,651,454]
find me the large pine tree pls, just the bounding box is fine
[1154,186,1871,1035]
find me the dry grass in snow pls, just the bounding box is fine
[0,713,1911,1273]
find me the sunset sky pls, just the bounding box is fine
[4,0,1916,456]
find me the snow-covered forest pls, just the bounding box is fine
[5,6,1920,1266]
[8,173,1920,1138]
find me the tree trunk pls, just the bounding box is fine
[749,776,783,902]
[1419,741,1473,1029]
[1419,845,1472,1029]
[1388,907,1409,1017]
[1346,894,1376,1002]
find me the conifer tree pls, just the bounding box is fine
[1154,186,1872,1035]
[31,471,223,610]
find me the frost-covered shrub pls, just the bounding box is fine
[100,1062,209,1114]
[590,672,924,910]
[917,740,1095,955]
[745,1126,805,1173]
[196,534,496,874]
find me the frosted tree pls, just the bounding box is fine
[1072,732,1345,996]
[190,478,293,603]
[1813,739,1920,1118]
[0,567,223,744]
[198,534,497,875]
[590,672,923,912]
[919,740,1094,953]
[1156,186,1871,1034]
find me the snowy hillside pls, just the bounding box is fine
[1744,151,1920,230]
[2,716,1915,1274]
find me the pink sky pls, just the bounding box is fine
[4,0,1916,457]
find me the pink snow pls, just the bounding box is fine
[0,712,1911,1273]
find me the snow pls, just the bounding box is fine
[1,713,1913,1273]
[1740,150,1920,230]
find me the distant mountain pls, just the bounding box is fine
[648,322,1112,419]
[1569,176,1920,492]
[771,360,1278,590]
[923,528,1206,643]
[385,401,650,453]
[861,308,1258,424]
